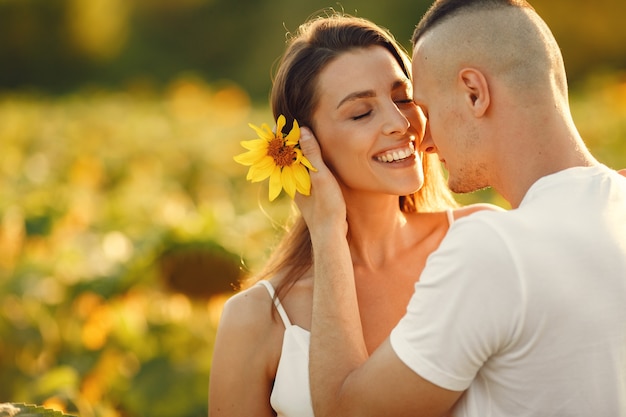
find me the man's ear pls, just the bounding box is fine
[458,68,490,117]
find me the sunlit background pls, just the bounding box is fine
[0,0,624,416]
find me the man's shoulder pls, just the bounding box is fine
[432,210,518,266]
[450,206,521,235]
[452,203,505,221]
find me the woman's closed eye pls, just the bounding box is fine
[352,110,372,120]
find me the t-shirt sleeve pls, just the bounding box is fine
[390,216,523,392]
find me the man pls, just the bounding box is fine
[295,0,626,416]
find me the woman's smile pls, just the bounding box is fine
[375,140,416,163]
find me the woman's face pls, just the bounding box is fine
[311,45,425,198]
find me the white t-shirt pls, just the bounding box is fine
[390,165,626,416]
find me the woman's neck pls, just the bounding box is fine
[344,193,412,270]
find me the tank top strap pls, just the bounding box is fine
[257,280,292,328]
[446,208,455,227]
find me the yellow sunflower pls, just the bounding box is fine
[234,115,317,201]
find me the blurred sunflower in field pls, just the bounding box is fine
[234,115,316,201]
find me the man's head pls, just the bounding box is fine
[410,0,569,195]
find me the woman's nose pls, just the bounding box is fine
[382,103,410,136]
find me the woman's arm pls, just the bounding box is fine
[296,128,462,417]
[209,286,278,417]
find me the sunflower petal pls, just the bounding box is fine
[275,115,286,138]
[234,148,268,166]
[268,165,283,201]
[246,156,275,182]
[240,138,268,151]
[292,149,317,172]
[284,119,300,145]
[291,163,311,195]
[281,165,297,198]
[247,155,276,182]
[248,123,274,141]
[247,167,272,182]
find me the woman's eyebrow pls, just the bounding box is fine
[336,90,375,109]
[336,78,410,109]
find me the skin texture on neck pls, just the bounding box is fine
[344,193,409,267]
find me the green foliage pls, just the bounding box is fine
[0,402,75,417]
[0,0,624,100]
[570,72,626,170]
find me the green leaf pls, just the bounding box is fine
[0,403,75,417]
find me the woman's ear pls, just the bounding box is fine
[458,68,490,117]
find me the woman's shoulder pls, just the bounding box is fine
[210,281,283,411]
[219,282,276,333]
[222,284,272,325]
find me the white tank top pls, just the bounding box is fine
[257,279,315,417]
[258,209,455,416]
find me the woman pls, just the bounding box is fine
[209,12,499,417]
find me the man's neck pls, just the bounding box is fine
[494,128,597,209]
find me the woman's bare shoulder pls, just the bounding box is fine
[219,282,275,333]
[212,282,282,372]
[210,282,281,416]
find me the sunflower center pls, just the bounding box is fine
[268,137,297,167]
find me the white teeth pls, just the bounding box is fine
[376,143,415,163]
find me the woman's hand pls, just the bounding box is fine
[295,128,347,238]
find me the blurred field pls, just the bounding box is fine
[0,76,294,417]
[1,0,626,415]
[0,70,624,416]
